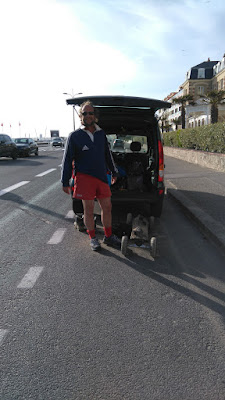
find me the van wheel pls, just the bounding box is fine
[150,237,157,258]
[121,235,128,256]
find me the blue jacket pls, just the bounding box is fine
[61,125,118,186]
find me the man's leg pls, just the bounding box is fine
[97,197,112,229]
[98,197,121,248]
[82,199,95,232]
[82,199,101,251]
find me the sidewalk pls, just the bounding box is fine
[164,155,225,254]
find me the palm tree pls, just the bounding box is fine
[172,94,194,129]
[158,111,169,133]
[172,116,182,130]
[200,90,225,124]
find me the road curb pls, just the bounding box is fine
[166,182,225,255]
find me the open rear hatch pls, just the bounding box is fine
[66,95,170,131]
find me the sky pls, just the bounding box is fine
[0,0,225,138]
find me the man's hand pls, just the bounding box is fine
[62,186,71,194]
[111,176,117,185]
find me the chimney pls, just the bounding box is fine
[207,57,210,62]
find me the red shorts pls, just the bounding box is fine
[73,172,111,200]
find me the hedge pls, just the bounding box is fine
[163,122,225,153]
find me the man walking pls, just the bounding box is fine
[61,100,121,251]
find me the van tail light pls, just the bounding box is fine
[158,140,164,195]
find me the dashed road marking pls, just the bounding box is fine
[0,329,9,346]
[35,168,56,177]
[47,228,67,244]
[166,180,178,190]
[17,267,44,289]
[0,181,30,197]
[65,210,74,219]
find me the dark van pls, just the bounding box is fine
[66,95,171,217]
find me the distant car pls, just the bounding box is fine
[51,137,64,147]
[14,138,38,157]
[0,134,18,160]
[112,139,124,150]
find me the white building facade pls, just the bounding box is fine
[159,54,225,131]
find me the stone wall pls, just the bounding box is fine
[164,147,225,172]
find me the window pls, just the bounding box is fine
[198,86,204,95]
[0,135,6,143]
[107,134,148,154]
[198,68,205,79]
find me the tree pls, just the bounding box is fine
[200,90,225,124]
[172,116,182,130]
[158,110,169,133]
[172,94,194,129]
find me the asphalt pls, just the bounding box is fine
[164,155,225,255]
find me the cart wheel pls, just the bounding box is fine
[150,237,157,258]
[126,213,132,225]
[121,235,128,256]
[74,221,79,230]
[74,221,85,232]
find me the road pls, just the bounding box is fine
[1,148,225,400]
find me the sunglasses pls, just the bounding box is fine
[81,111,94,116]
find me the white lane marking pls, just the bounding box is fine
[47,228,66,244]
[65,210,74,219]
[0,329,8,346]
[35,168,56,177]
[17,267,44,289]
[0,181,30,197]
[0,181,60,228]
[166,180,178,190]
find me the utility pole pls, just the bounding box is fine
[63,91,82,131]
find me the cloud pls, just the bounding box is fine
[1,0,225,137]
[0,0,137,136]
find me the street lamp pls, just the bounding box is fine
[63,92,83,131]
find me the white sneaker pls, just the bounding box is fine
[90,237,101,251]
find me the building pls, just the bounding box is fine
[158,54,225,131]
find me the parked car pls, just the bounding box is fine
[0,134,18,160]
[112,138,125,150]
[66,95,171,217]
[14,138,38,157]
[51,137,64,147]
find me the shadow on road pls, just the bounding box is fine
[0,190,69,223]
[101,195,225,322]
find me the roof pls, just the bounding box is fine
[189,60,219,79]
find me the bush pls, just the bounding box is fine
[163,122,225,153]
